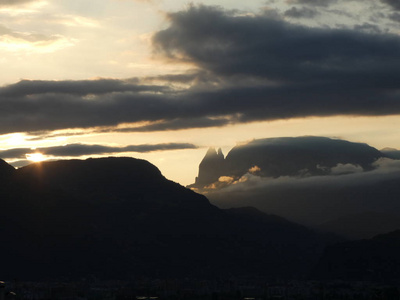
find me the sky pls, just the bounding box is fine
[0,0,400,185]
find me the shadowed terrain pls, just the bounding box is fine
[312,230,400,281]
[0,157,333,280]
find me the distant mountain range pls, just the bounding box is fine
[317,211,400,240]
[381,148,400,160]
[0,157,334,280]
[189,136,400,239]
[312,230,400,281]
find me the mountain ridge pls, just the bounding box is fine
[312,230,400,281]
[0,156,332,280]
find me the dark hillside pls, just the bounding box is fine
[312,230,400,281]
[0,157,331,280]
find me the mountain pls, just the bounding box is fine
[381,147,400,159]
[194,147,225,186]
[0,157,331,280]
[189,137,400,238]
[312,230,400,281]
[190,136,384,188]
[0,158,14,180]
[317,211,400,239]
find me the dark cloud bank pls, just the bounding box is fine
[382,0,400,11]
[206,159,400,224]
[0,142,197,161]
[287,0,338,8]
[1,5,400,135]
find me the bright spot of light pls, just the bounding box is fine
[26,153,46,162]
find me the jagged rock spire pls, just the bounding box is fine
[217,148,224,158]
[204,147,218,158]
[194,147,225,187]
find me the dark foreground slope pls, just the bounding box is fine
[312,230,400,281]
[0,157,331,280]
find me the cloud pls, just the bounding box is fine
[0,78,166,97]
[353,23,382,34]
[204,158,400,225]
[0,79,174,134]
[203,175,236,190]
[286,0,338,7]
[152,5,400,119]
[389,12,400,22]
[372,157,400,170]
[330,163,364,175]
[1,5,400,135]
[114,117,233,132]
[204,157,400,195]
[143,70,217,86]
[0,24,74,53]
[0,24,58,43]
[214,164,400,193]
[0,142,198,159]
[249,165,261,174]
[284,7,318,18]
[381,0,400,11]
[153,5,400,84]
[0,0,35,6]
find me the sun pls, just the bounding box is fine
[26,153,46,163]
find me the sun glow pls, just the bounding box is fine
[26,153,46,163]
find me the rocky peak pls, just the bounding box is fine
[193,147,226,187]
[201,147,224,163]
[203,147,223,159]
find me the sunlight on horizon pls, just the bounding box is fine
[26,152,46,163]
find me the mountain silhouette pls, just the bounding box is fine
[317,211,400,239]
[194,147,225,186]
[381,147,400,159]
[0,157,332,280]
[0,158,14,180]
[312,230,400,281]
[190,136,384,188]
